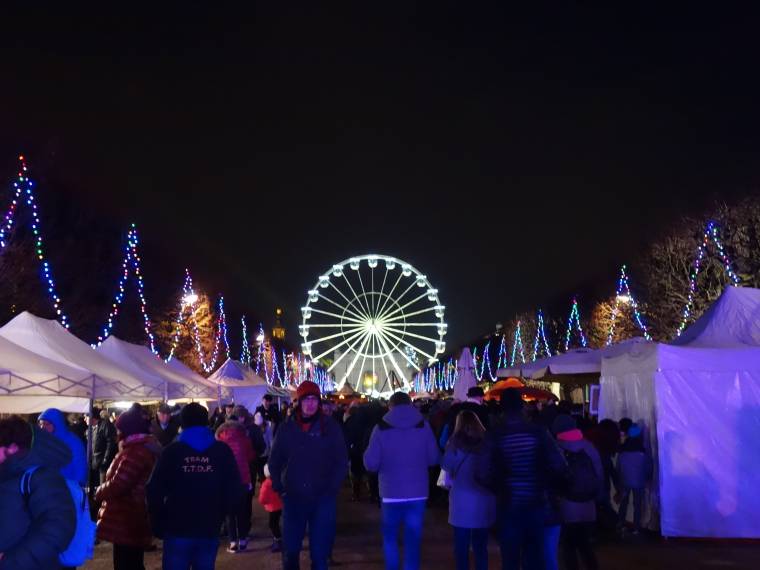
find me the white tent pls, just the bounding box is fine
[0,312,163,403]
[96,337,218,401]
[0,334,96,413]
[600,287,760,538]
[499,337,650,380]
[453,347,477,401]
[207,358,284,411]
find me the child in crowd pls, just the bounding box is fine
[258,464,284,552]
[615,423,653,534]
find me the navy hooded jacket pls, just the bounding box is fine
[146,426,243,539]
[0,426,76,570]
[38,408,87,486]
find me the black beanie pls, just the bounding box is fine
[181,402,209,428]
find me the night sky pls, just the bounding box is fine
[1,4,759,350]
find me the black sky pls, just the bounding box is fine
[1,3,759,350]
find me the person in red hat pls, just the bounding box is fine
[268,381,348,570]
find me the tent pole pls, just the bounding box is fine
[86,396,94,495]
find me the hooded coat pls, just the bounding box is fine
[95,433,161,548]
[38,408,87,485]
[215,420,255,486]
[442,440,496,528]
[147,426,243,539]
[0,426,76,570]
[363,404,441,500]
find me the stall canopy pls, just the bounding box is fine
[96,336,217,400]
[0,334,96,413]
[207,358,287,410]
[670,285,760,348]
[499,337,650,381]
[0,312,162,401]
[600,287,760,538]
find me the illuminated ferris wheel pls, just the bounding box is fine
[300,255,447,393]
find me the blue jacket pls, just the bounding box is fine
[0,426,76,570]
[364,405,440,500]
[39,408,87,486]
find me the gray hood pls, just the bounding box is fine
[382,404,424,429]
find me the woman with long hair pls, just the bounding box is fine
[441,410,495,570]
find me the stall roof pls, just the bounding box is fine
[97,336,217,400]
[0,312,160,399]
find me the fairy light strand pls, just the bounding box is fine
[510,321,526,366]
[564,297,588,351]
[676,221,741,336]
[96,224,156,352]
[0,156,70,328]
[532,309,552,361]
[607,264,651,345]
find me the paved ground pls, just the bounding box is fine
[85,489,759,569]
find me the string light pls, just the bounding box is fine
[564,297,587,351]
[0,156,69,328]
[165,269,195,363]
[607,264,651,345]
[532,309,552,361]
[496,335,509,368]
[240,316,251,365]
[676,221,741,336]
[208,296,230,368]
[510,321,526,366]
[95,225,156,352]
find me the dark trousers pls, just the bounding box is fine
[113,544,145,570]
[561,523,598,570]
[227,491,252,542]
[162,537,218,570]
[498,505,545,570]
[269,510,283,539]
[618,487,644,529]
[453,527,488,570]
[282,495,337,570]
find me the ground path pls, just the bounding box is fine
[85,488,758,569]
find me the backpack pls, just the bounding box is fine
[562,449,600,502]
[21,466,97,566]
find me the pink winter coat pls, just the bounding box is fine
[215,421,255,486]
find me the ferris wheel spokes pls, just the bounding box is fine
[375,329,414,381]
[377,291,430,322]
[376,329,423,373]
[327,281,370,320]
[315,291,368,323]
[341,272,372,318]
[379,305,439,323]
[305,327,364,347]
[342,331,372,385]
[379,327,436,363]
[316,327,367,363]
[374,269,407,318]
[382,325,441,346]
[308,307,366,325]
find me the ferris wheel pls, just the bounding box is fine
[300,255,447,393]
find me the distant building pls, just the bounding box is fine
[272,307,286,340]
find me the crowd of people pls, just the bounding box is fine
[0,381,652,570]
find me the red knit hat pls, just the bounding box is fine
[296,380,321,400]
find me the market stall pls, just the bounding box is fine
[599,287,760,538]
